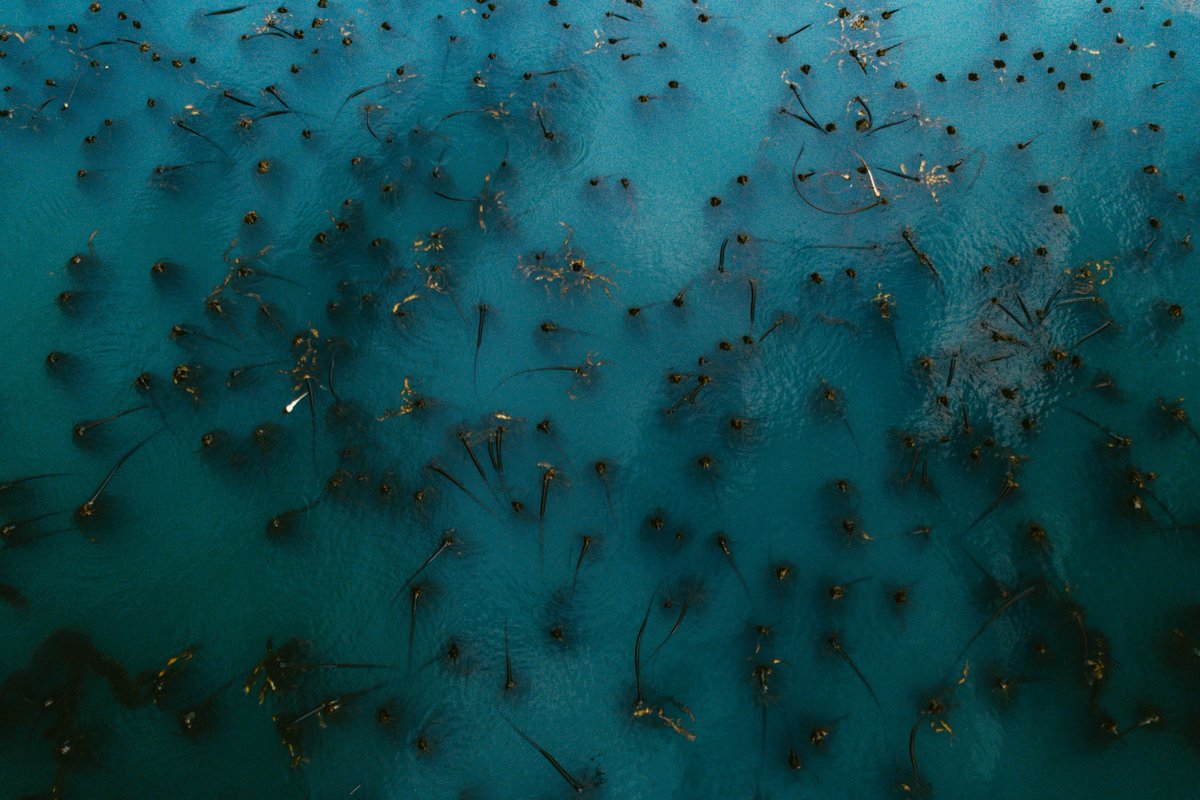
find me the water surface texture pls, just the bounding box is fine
[2,1,1199,798]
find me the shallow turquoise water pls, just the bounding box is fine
[1,1,1199,797]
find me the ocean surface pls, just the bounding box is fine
[1,1,1198,798]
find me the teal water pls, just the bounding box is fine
[1,1,1198,797]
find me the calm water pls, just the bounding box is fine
[1,1,1199,798]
